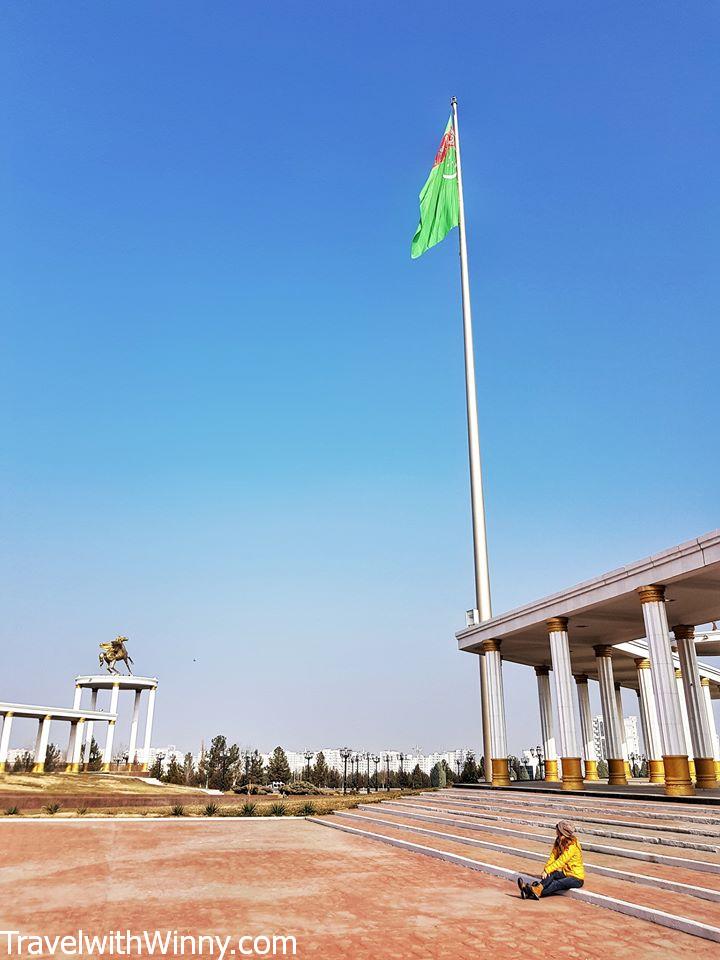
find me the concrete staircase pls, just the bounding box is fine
[310,787,720,943]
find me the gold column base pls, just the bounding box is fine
[688,758,696,782]
[716,760,720,780]
[31,763,45,774]
[544,759,559,782]
[140,762,149,773]
[583,759,599,781]
[491,757,511,787]
[0,762,6,774]
[100,762,111,772]
[648,758,665,783]
[624,761,632,779]
[561,757,584,790]
[65,763,80,774]
[607,758,627,786]
[662,755,694,796]
[694,757,718,790]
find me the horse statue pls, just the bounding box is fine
[99,636,134,675]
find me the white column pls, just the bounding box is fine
[102,683,120,771]
[637,584,693,795]
[128,689,142,767]
[83,688,98,765]
[674,626,715,759]
[637,586,687,756]
[546,617,582,789]
[142,686,157,770]
[701,679,720,762]
[675,670,694,759]
[71,720,85,769]
[33,715,52,772]
[594,645,626,784]
[635,659,662,759]
[478,654,492,783]
[575,676,598,777]
[72,685,82,710]
[615,684,629,764]
[0,713,14,771]
[66,723,77,768]
[535,667,558,780]
[481,640,509,785]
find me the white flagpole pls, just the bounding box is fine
[451,96,493,781]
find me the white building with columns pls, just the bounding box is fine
[456,530,720,796]
[0,674,158,774]
[74,675,158,771]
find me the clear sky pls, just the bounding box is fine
[3,2,719,757]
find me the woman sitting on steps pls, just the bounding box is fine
[517,820,585,900]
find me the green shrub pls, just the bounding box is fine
[170,804,185,817]
[240,801,256,817]
[43,803,61,816]
[269,801,287,817]
[76,807,88,816]
[299,801,316,816]
[281,780,321,796]
[203,802,219,817]
[4,806,20,816]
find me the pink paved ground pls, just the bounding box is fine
[2,819,714,959]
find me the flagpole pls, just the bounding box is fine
[451,96,493,781]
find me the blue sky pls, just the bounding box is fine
[3,2,718,757]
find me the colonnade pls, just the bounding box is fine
[477,583,720,796]
[73,676,157,772]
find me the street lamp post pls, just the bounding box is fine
[365,752,371,794]
[398,751,405,787]
[243,750,252,795]
[384,753,391,791]
[536,744,544,781]
[352,753,359,791]
[372,754,380,791]
[340,747,351,795]
[304,750,314,782]
[455,753,462,781]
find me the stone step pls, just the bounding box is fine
[339,808,720,902]
[357,802,720,873]
[383,799,720,852]
[310,814,720,944]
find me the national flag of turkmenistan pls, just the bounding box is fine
[411,118,459,259]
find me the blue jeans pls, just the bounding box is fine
[541,870,584,897]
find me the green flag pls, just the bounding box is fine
[411,118,459,258]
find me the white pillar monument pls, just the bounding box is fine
[535,666,559,782]
[575,675,599,781]
[32,714,52,773]
[0,713,14,773]
[700,677,720,780]
[673,625,718,789]
[102,682,121,772]
[637,585,693,796]
[614,684,631,778]
[481,640,509,786]
[142,685,157,772]
[635,658,664,783]
[594,646,627,785]
[546,618,583,790]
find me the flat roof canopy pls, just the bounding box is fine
[456,530,720,696]
[0,702,116,722]
[75,675,157,691]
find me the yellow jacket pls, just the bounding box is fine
[544,839,585,880]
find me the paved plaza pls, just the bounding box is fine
[3,810,718,958]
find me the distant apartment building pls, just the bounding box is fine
[592,716,642,760]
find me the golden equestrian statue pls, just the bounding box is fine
[99,636,134,675]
